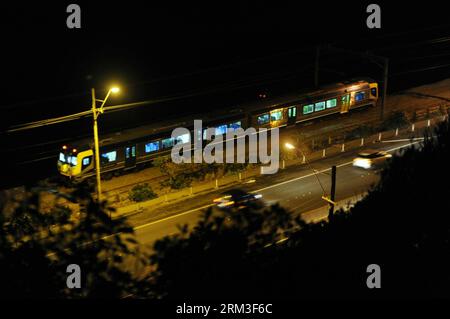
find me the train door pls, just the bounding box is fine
[287,106,297,125]
[125,145,136,168]
[340,94,350,113]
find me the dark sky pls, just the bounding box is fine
[2,1,449,115]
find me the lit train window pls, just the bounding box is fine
[270,110,283,121]
[228,121,241,131]
[326,99,337,108]
[68,156,77,166]
[101,151,117,162]
[162,138,175,149]
[315,101,325,111]
[303,104,314,114]
[59,153,66,162]
[215,125,228,136]
[371,88,378,97]
[82,157,90,166]
[355,92,366,101]
[176,133,190,144]
[288,107,296,118]
[257,114,270,125]
[145,141,160,153]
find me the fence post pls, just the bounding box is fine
[189,187,193,196]
[427,119,431,127]
[341,143,345,152]
[302,154,306,164]
[378,132,382,141]
[322,149,326,158]
[215,179,219,189]
[360,137,364,146]
[238,172,242,181]
[282,160,285,169]
[411,123,415,132]
[395,128,399,136]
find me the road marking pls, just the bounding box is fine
[131,140,421,232]
[133,203,214,231]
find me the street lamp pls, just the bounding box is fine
[91,86,120,202]
[284,142,296,150]
[284,141,335,219]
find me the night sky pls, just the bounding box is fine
[1,1,450,187]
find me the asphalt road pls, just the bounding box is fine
[130,138,421,252]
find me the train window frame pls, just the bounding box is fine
[228,121,241,131]
[326,98,337,108]
[355,91,366,102]
[82,156,92,170]
[125,146,136,159]
[270,110,283,122]
[145,141,160,153]
[59,152,66,162]
[101,151,117,163]
[371,87,378,97]
[68,156,77,166]
[175,133,191,144]
[303,104,314,115]
[288,107,297,117]
[257,113,270,125]
[215,124,228,136]
[162,137,175,149]
[314,101,326,112]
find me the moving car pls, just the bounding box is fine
[213,189,263,209]
[353,149,392,169]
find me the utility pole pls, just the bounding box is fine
[380,57,389,121]
[91,86,120,204]
[314,45,320,88]
[328,165,337,220]
[325,45,389,120]
[92,88,103,202]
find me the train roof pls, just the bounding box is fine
[70,78,375,150]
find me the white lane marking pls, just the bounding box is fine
[132,140,421,232]
[134,204,214,231]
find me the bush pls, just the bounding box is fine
[128,183,158,202]
[160,174,193,190]
[379,111,410,131]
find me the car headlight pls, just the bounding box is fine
[353,158,372,169]
[218,201,235,208]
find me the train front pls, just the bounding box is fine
[57,144,94,179]
[57,145,79,178]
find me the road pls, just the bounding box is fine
[129,138,420,252]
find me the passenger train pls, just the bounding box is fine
[57,78,378,179]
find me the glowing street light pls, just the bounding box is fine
[91,86,120,204]
[110,87,120,94]
[284,142,296,150]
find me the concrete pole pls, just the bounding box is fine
[92,88,102,202]
[380,58,389,121]
[328,165,337,221]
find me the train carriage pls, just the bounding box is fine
[57,78,378,179]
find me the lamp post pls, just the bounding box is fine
[91,86,120,202]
